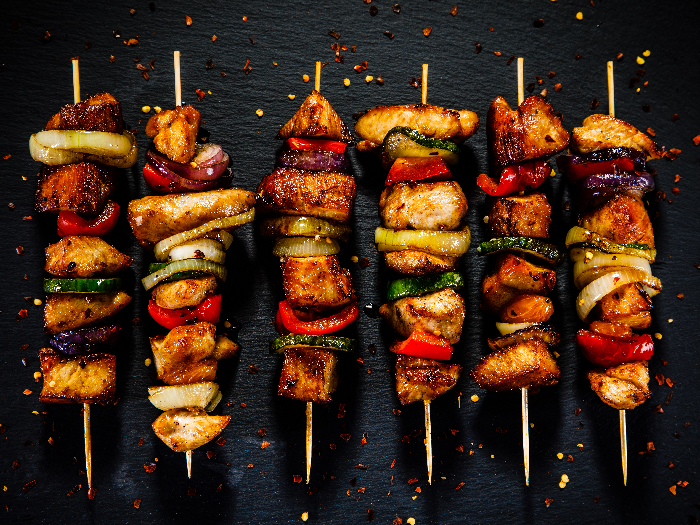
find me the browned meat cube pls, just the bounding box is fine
[395,355,462,405]
[499,294,554,324]
[384,250,458,276]
[379,288,465,344]
[151,276,218,310]
[277,90,353,142]
[592,282,652,329]
[487,95,569,167]
[44,292,131,335]
[570,114,663,159]
[481,254,556,314]
[589,321,634,339]
[44,92,123,134]
[35,162,116,215]
[281,255,356,312]
[145,105,201,163]
[579,194,654,248]
[470,339,560,393]
[487,325,560,352]
[45,236,132,278]
[379,181,468,231]
[256,168,356,224]
[152,408,230,452]
[277,348,338,403]
[39,349,116,405]
[588,361,651,410]
[489,193,551,239]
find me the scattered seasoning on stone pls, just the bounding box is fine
[369,5,378,15]
[494,51,502,56]
[133,499,141,509]
[590,98,599,110]
[383,31,394,39]
[185,15,192,26]
[261,440,270,449]
[545,498,553,508]
[575,53,582,60]
[248,364,258,374]
[474,42,483,53]
[423,27,432,37]
[533,19,545,27]
[16,246,24,255]
[393,4,401,13]
[554,83,562,92]
[22,480,37,493]
[506,56,515,65]
[526,83,535,93]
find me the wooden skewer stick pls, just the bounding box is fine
[186,450,192,479]
[421,63,428,105]
[315,61,321,92]
[174,50,182,107]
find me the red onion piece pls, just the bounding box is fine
[193,143,224,166]
[147,156,223,191]
[275,150,349,172]
[556,147,646,174]
[146,146,229,181]
[49,325,121,355]
[575,171,655,210]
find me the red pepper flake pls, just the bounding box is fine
[392,408,401,416]
[655,373,665,385]
[669,485,677,495]
[423,27,432,37]
[575,54,582,60]
[666,148,681,160]
[415,486,421,493]
[567,454,574,462]
[328,29,340,40]
[647,442,655,453]
[367,508,374,521]
[143,462,156,473]
[674,174,682,183]
[526,82,535,93]
[408,477,418,485]
[553,83,562,92]
[506,56,515,65]
[672,113,680,122]
[383,31,394,39]
[16,309,28,321]
[133,499,141,509]
[369,5,378,16]
[393,518,402,525]
[185,15,193,26]
[205,450,217,459]
[16,246,24,256]
[594,496,600,503]
[66,484,81,497]
[293,474,303,483]
[409,77,421,88]
[392,4,401,14]
[354,61,368,74]
[613,276,620,284]
[329,443,336,450]
[22,480,37,493]
[22,216,32,221]
[257,428,267,437]
[12,460,20,470]
[452,481,465,491]
[195,89,205,101]
[590,98,599,110]
[455,444,464,452]
[126,38,139,46]
[358,487,366,494]
[669,462,675,469]
[672,188,680,195]
[337,403,346,418]
[533,19,545,28]
[261,440,270,449]
[390,458,396,468]
[574,408,582,416]
[243,59,252,75]
[677,293,684,299]
[615,52,624,61]
[247,464,253,468]
[187,487,196,496]
[355,464,368,470]
[362,432,368,445]
[349,477,357,486]
[666,378,675,387]
[215,436,226,446]
[654,405,664,413]
[240,402,246,408]
[450,5,458,16]
[474,42,482,54]
[41,31,52,43]
[212,35,218,42]
[545,498,553,508]
[494,51,502,57]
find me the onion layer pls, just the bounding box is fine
[146,145,229,182]
[167,238,226,264]
[148,382,221,411]
[572,249,651,289]
[142,259,227,290]
[375,226,471,257]
[48,324,120,355]
[30,131,138,167]
[34,130,133,156]
[272,237,340,257]
[575,171,654,210]
[496,322,537,336]
[276,149,349,172]
[259,216,351,242]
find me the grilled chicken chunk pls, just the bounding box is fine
[470,338,560,393]
[45,236,132,278]
[354,104,479,151]
[152,408,230,452]
[39,348,116,404]
[150,322,239,385]
[379,181,468,231]
[588,361,651,410]
[589,320,634,339]
[44,92,123,134]
[44,291,131,335]
[152,276,217,310]
[384,250,458,276]
[487,324,560,352]
[35,162,116,215]
[281,255,356,312]
[593,282,652,329]
[571,114,663,159]
[256,168,356,224]
[145,105,201,163]
[487,95,569,167]
[379,288,465,344]
[499,294,554,324]
[481,254,557,314]
[395,355,462,405]
[489,193,551,239]
[127,188,256,247]
[579,194,654,248]
[277,347,339,403]
[277,90,353,143]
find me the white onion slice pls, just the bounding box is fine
[495,322,537,336]
[34,129,133,157]
[572,250,652,289]
[375,226,471,257]
[142,259,227,290]
[30,131,138,167]
[148,382,220,411]
[272,237,340,257]
[168,239,226,264]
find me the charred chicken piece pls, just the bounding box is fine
[395,354,462,405]
[354,104,479,151]
[488,193,551,239]
[579,193,655,249]
[470,338,560,393]
[150,322,239,386]
[277,90,353,143]
[499,294,554,324]
[39,348,116,404]
[35,162,116,215]
[379,288,465,344]
[277,347,339,403]
[570,114,663,159]
[384,250,458,276]
[587,360,651,410]
[487,95,570,167]
[487,324,560,352]
[379,181,468,231]
[44,291,131,335]
[45,236,132,278]
[281,255,356,312]
[44,92,123,134]
[145,104,201,163]
[256,168,356,224]
[152,408,230,452]
[481,254,556,314]
[151,276,218,310]
[593,282,652,330]
[589,320,634,339]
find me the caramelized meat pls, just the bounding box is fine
[44,292,131,335]
[145,105,201,163]
[277,90,353,142]
[39,349,116,405]
[487,95,569,167]
[354,104,479,151]
[593,282,652,329]
[588,361,651,410]
[127,188,256,247]
[45,236,132,278]
[152,408,230,452]
[281,255,356,312]
[570,115,663,159]
[35,162,116,215]
[256,168,356,224]
[277,347,338,403]
[395,355,462,405]
[384,250,458,276]
[589,320,634,339]
[489,193,551,238]
[499,294,554,323]
[470,339,560,392]
[481,254,556,314]
[151,276,218,310]
[579,194,654,248]
[150,322,238,385]
[487,325,560,352]
[379,181,468,231]
[379,288,465,344]
[44,92,123,134]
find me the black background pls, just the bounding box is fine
[1,1,699,523]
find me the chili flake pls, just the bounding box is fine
[22,480,37,493]
[450,5,458,15]
[545,498,553,508]
[293,474,303,483]
[185,15,193,26]
[423,27,432,37]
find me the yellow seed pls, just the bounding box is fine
[33,298,42,306]
[470,394,479,403]
[207,90,212,95]
[549,168,556,177]
[273,62,278,66]
[557,452,564,460]
[301,512,309,522]
[643,50,651,57]
[302,74,310,83]
[576,12,583,20]
[655,333,662,340]
[411,496,417,500]
[31,411,39,415]
[145,358,152,367]
[636,88,641,93]
[256,109,264,117]
[141,105,151,113]
[561,474,569,482]
[3,486,6,491]
[34,371,41,380]
[483,215,489,224]
[553,351,560,358]
[343,78,350,87]
[224,320,232,328]
[154,106,162,113]
[365,75,374,83]
[577,443,584,450]
[491,454,494,458]
[407,518,416,524]
[530,423,534,428]
[636,56,645,65]
[22,175,27,181]
[559,480,567,489]
[288,94,296,100]
[668,319,673,323]
[350,256,359,263]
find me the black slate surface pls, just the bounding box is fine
[1,1,699,523]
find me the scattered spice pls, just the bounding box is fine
[143,462,156,473]
[16,246,24,255]
[666,378,675,387]
[423,27,432,37]
[533,19,545,27]
[185,15,192,26]
[261,440,270,449]
[506,56,515,65]
[369,5,378,16]
[554,83,562,92]
[450,5,458,16]
[303,74,310,83]
[22,480,37,493]
[590,98,599,110]
[215,436,226,446]
[474,42,483,53]
[195,89,205,101]
[545,498,553,508]
[393,4,401,14]
[248,364,258,374]
[355,464,368,470]
[293,474,303,483]
[383,31,394,39]
[354,61,368,74]
[17,309,28,321]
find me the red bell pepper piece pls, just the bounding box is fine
[143,163,189,193]
[390,330,453,361]
[56,201,120,237]
[276,300,358,335]
[385,157,452,186]
[148,295,222,329]
[576,329,654,367]
[565,158,636,184]
[476,160,552,196]
[284,137,347,154]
